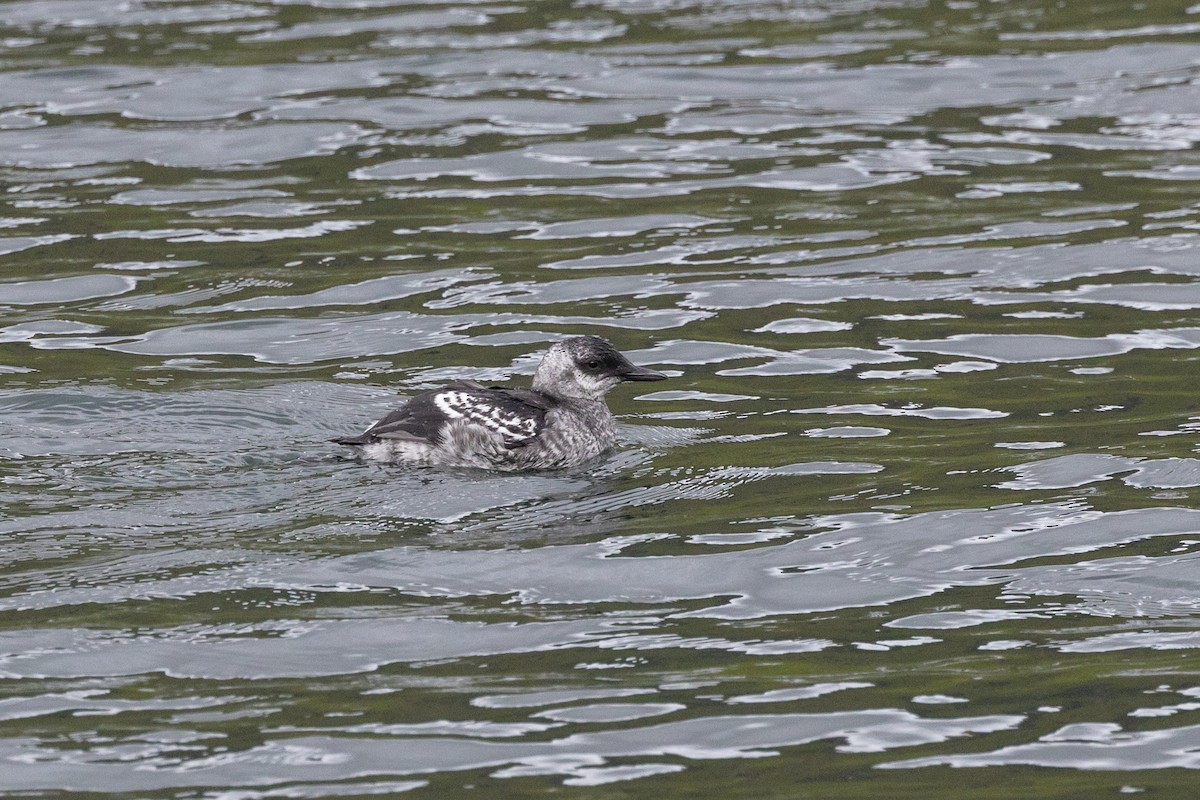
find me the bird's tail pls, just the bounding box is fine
[330,434,375,446]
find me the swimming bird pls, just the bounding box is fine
[333,336,667,470]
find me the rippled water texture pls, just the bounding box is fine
[2,0,1200,796]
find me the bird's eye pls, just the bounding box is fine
[586,359,601,370]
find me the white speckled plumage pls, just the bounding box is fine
[334,336,666,471]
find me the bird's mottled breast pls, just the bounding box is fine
[528,401,617,465]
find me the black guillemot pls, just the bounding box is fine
[333,336,666,470]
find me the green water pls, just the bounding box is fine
[2,0,1200,796]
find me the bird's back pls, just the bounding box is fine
[334,380,565,468]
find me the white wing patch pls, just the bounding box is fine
[434,391,539,444]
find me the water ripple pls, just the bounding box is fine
[3,0,1200,794]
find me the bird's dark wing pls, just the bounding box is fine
[430,387,551,448]
[334,385,553,449]
[332,392,443,446]
[490,387,555,411]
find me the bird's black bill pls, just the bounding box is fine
[619,364,668,381]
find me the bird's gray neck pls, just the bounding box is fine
[535,384,602,405]
[553,394,614,423]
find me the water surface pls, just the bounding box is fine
[2,0,1200,796]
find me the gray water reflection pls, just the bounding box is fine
[0,710,1022,792]
[3,0,1200,797]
